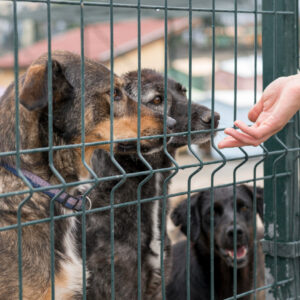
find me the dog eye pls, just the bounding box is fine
[151,96,163,105]
[239,206,249,212]
[214,206,223,216]
[113,88,122,101]
[205,206,222,221]
[180,87,187,94]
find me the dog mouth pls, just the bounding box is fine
[117,142,137,152]
[195,134,213,146]
[220,246,248,268]
[226,246,248,260]
[116,137,172,154]
[170,133,212,148]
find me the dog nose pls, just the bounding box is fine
[226,225,244,239]
[202,111,220,128]
[166,117,177,130]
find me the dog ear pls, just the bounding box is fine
[121,70,137,94]
[174,82,187,94]
[255,186,264,221]
[171,193,202,242]
[241,184,264,221]
[20,60,73,111]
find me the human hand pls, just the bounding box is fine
[218,75,300,149]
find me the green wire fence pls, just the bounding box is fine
[0,0,299,299]
[262,1,300,299]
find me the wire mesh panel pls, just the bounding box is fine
[262,1,300,299]
[0,0,299,300]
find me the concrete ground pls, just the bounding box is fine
[169,147,264,206]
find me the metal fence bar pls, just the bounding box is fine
[80,4,87,299]
[12,1,33,299]
[0,170,292,232]
[262,0,300,299]
[160,1,180,299]
[209,0,227,299]
[224,278,294,300]
[185,2,213,300]
[108,2,123,299]
[291,113,300,298]
[296,0,299,70]
[0,127,263,158]
[78,1,97,298]
[1,151,297,201]
[232,0,238,297]
[135,0,156,298]
[186,1,194,298]
[3,0,296,15]
[252,156,267,300]
[109,1,115,296]
[46,2,58,299]
[252,2,261,299]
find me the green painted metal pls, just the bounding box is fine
[262,0,300,299]
[160,1,179,299]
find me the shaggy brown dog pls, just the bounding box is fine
[0,52,169,300]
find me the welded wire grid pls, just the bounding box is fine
[0,0,299,299]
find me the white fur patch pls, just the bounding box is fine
[143,137,174,156]
[78,175,93,194]
[55,215,89,299]
[148,173,163,270]
[144,90,156,103]
[55,175,91,298]
[69,175,92,197]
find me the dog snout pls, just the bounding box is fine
[166,117,177,130]
[201,111,220,128]
[226,225,244,241]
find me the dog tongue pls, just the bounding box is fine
[228,246,247,259]
[237,246,247,258]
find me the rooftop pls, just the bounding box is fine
[0,18,189,69]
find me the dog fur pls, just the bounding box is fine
[167,185,264,300]
[0,53,167,300]
[85,69,219,299]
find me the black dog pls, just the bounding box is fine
[167,185,264,300]
[85,69,219,299]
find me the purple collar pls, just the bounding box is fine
[1,164,86,211]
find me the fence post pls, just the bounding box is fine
[262,0,300,299]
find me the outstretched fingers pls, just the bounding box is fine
[223,127,262,147]
[236,116,281,138]
[218,136,248,148]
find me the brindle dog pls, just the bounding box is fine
[85,69,219,299]
[0,53,169,300]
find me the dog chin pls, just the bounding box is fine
[144,136,173,154]
[116,143,166,155]
[142,145,164,155]
[219,246,249,269]
[193,135,212,146]
[170,135,211,148]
